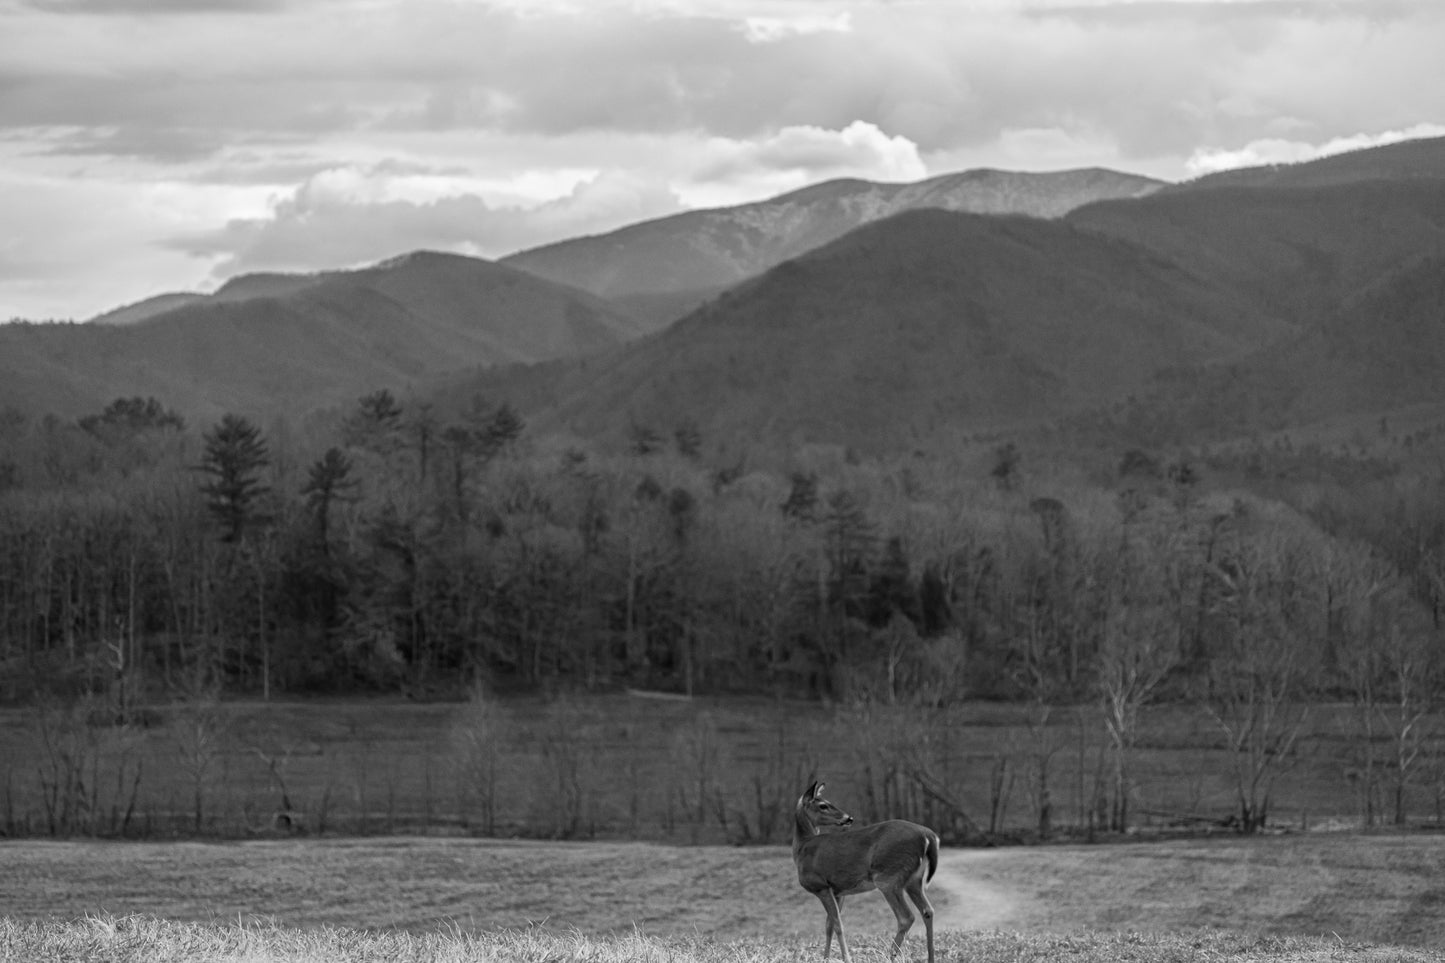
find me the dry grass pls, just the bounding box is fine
[950,833,1445,948]
[1,916,1438,963]
[5,833,1445,954]
[0,837,821,937]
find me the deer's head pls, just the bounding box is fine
[797,781,854,835]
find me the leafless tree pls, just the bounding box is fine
[1205,529,1321,832]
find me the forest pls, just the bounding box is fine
[2,391,1445,837]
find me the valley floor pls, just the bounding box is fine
[3,832,1445,950]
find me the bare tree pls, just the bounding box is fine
[1205,530,1321,832]
[174,691,227,835]
[453,686,510,836]
[1096,530,1183,831]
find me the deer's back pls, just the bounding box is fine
[795,819,937,896]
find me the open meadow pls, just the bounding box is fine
[3,694,1436,842]
[8,694,1445,961]
[4,832,1445,957]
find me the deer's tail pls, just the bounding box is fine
[924,830,939,883]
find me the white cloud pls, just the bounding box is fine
[167,165,687,277]
[1185,122,1445,175]
[740,11,851,43]
[689,120,926,203]
[676,121,929,207]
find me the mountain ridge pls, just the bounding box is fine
[1167,135,1445,193]
[9,136,1445,458]
[469,207,1286,453]
[500,166,1165,313]
[1,250,642,420]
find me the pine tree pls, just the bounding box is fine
[302,447,357,547]
[198,414,271,543]
[301,447,357,634]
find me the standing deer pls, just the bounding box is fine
[792,781,939,963]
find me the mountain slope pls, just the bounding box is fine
[1099,253,1445,446]
[88,292,206,326]
[478,208,1283,452]
[1171,135,1445,192]
[1069,178,1445,327]
[0,251,644,420]
[500,167,1163,316]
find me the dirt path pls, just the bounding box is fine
[928,850,1022,933]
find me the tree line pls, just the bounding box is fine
[2,392,1445,831]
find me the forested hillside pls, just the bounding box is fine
[484,208,1287,452]
[3,384,1442,708]
[0,251,641,420]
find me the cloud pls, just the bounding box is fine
[38,125,233,163]
[1026,0,1424,25]
[21,0,286,12]
[695,120,926,191]
[5,0,1442,163]
[0,166,273,319]
[740,11,851,43]
[1185,122,1445,175]
[165,166,687,277]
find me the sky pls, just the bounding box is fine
[1,0,1443,322]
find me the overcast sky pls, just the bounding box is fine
[2,0,1442,321]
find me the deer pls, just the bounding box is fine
[792,780,939,963]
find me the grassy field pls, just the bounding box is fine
[4,832,1445,953]
[3,693,1437,841]
[3,917,1438,963]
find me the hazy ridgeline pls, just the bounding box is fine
[1,391,1444,839]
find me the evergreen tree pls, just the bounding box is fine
[79,396,185,437]
[342,389,405,454]
[869,535,920,627]
[299,446,358,640]
[302,447,357,547]
[198,414,271,543]
[824,489,876,621]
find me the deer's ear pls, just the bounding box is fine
[812,782,826,798]
[803,780,820,799]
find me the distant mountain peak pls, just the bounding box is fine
[366,249,483,272]
[500,165,1165,310]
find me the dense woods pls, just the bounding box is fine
[2,391,1445,837]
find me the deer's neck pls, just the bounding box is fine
[792,808,817,855]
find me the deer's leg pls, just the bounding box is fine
[905,876,935,963]
[881,884,915,959]
[821,889,850,963]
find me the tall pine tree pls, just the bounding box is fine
[198,414,271,543]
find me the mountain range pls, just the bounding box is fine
[3,136,1445,457]
[458,138,1445,454]
[478,207,1287,452]
[501,167,1163,325]
[0,252,641,419]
